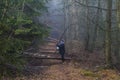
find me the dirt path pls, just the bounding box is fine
[41,62,93,80]
[14,59,120,80]
[14,38,120,80]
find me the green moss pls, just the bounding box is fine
[81,70,100,77]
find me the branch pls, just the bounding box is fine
[3,63,19,71]
[82,14,118,32]
[1,0,8,21]
[75,1,116,11]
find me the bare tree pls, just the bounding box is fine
[84,0,90,51]
[115,0,120,64]
[105,0,112,66]
[63,0,118,60]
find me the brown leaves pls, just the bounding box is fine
[6,61,120,80]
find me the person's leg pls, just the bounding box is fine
[59,49,65,62]
[61,53,65,62]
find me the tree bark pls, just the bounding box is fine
[89,0,101,52]
[115,0,120,64]
[84,0,90,51]
[105,0,112,66]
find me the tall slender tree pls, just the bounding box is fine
[84,0,90,51]
[105,0,112,66]
[115,0,120,64]
[89,0,101,52]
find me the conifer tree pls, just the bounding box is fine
[0,0,49,77]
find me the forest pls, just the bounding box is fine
[0,0,120,80]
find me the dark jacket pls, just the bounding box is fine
[57,41,65,54]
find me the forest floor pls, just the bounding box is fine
[14,51,120,80]
[6,39,120,80]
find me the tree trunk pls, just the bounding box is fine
[89,0,101,52]
[115,0,120,64]
[84,0,90,51]
[105,0,112,66]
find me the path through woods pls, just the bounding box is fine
[15,58,120,80]
[1,0,120,80]
[12,38,120,80]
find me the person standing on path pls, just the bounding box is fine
[56,40,65,62]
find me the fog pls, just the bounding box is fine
[39,0,64,39]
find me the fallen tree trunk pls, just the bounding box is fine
[24,55,71,60]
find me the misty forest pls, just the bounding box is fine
[0,0,120,80]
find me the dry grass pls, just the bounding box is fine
[5,61,119,80]
[3,47,120,80]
